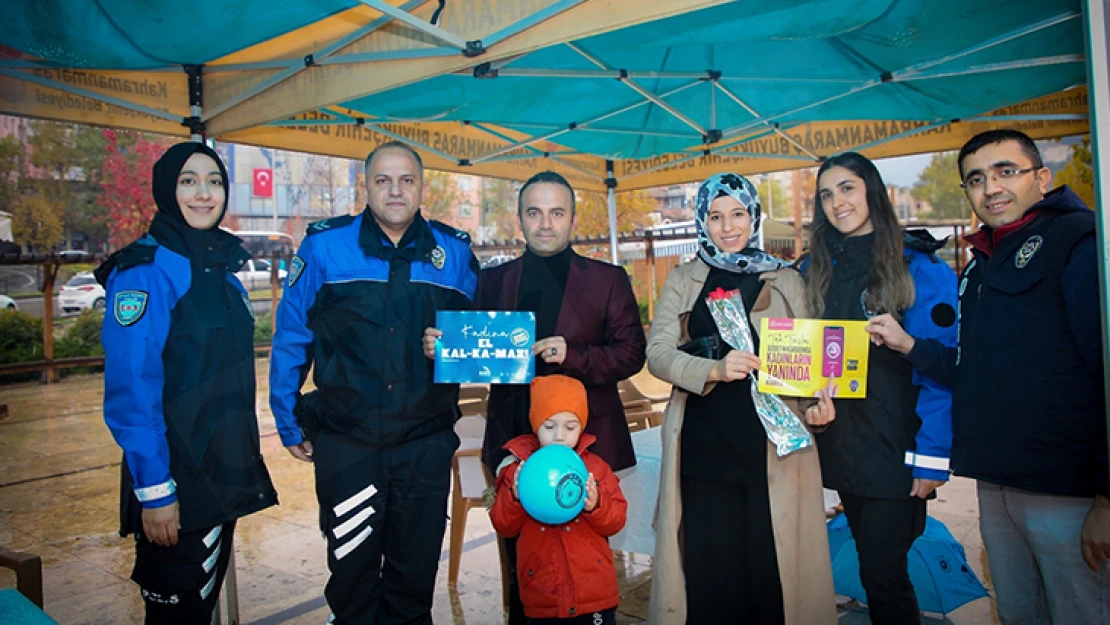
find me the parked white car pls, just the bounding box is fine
[0,293,17,310]
[59,273,106,314]
[235,258,287,291]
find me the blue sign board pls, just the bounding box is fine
[434,311,536,384]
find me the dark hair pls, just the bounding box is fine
[957,129,1043,179]
[364,141,424,175]
[517,171,575,216]
[806,152,915,319]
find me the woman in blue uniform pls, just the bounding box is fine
[97,142,277,624]
[799,152,958,625]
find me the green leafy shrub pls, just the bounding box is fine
[0,309,44,382]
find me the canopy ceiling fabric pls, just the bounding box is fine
[0,0,1090,191]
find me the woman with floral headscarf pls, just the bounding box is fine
[645,173,837,625]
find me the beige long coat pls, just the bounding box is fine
[646,260,837,625]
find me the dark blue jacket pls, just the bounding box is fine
[99,227,276,535]
[270,212,478,448]
[907,187,1107,497]
[800,231,957,499]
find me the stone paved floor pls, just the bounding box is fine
[0,363,997,624]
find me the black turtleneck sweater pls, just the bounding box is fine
[517,246,573,363]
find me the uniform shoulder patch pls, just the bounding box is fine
[305,215,355,236]
[287,255,306,287]
[428,219,472,244]
[113,290,149,326]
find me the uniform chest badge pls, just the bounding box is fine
[1014,235,1043,268]
[287,255,306,287]
[114,290,148,326]
[430,245,446,270]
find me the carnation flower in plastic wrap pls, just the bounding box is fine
[706,287,813,456]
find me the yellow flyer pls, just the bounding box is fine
[757,318,870,398]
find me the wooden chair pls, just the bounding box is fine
[458,384,489,417]
[618,379,668,408]
[0,547,44,609]
[447,406,511,610]
[625,409,664,432]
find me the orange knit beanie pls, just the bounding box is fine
[528,374,589,432]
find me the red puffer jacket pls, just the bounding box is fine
[489,433,628,619]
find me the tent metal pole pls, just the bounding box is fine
[316,47,459,65]
[357,0,468,50]
[607,161,619,265]
[469,81,703,163]
[480,151,582,164]
[202,0,429,120]
[962,113,1088,122]
[462,67,864,83]
[0,69,183,123]
[714,83,820,160]
[551,156,606,183]
[721,80,881,138]
[566,42,708,136]
[722,13,1079,142]
[893,11,1079,79]
[894,54,1084,82]
[483,0,585,48]
[204,60,293,72]
[474,122,700,139]
[368,125,461,163]
[186,65,205,142]
[1081,0,1110,489]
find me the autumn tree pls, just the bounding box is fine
[11,194,63,252]
[911,152,967,219]
[575,189,657,237]
[480,177,519,242]
[422,170,464,225]
[302,155,351,217]
[755,175,788,220]
[1054,136,1094,208]
[98,129,169,248]
[0,135,22,213]
[353,171,367,212]
[284,213,307,246]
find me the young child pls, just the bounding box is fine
[490,374,628,625]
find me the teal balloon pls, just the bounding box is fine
[517,445,588,525]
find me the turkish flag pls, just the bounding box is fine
[253,168,273,197]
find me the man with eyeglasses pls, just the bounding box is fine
[866,129,1108,624]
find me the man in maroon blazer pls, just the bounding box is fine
[475,171,646,479]
[423,171,645,623]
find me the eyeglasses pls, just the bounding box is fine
[960,166,1040,190]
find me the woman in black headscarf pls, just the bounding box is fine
[98,142,277,625]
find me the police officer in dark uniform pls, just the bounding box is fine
[800,152,957,625]
[270,141,478,624]
[869,130,1109,624]
[98,142,277,625]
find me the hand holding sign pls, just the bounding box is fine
[709,350,762,382]
[423,327,442,360]
[865,313,915,354]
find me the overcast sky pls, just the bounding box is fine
[874,153,933,188]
